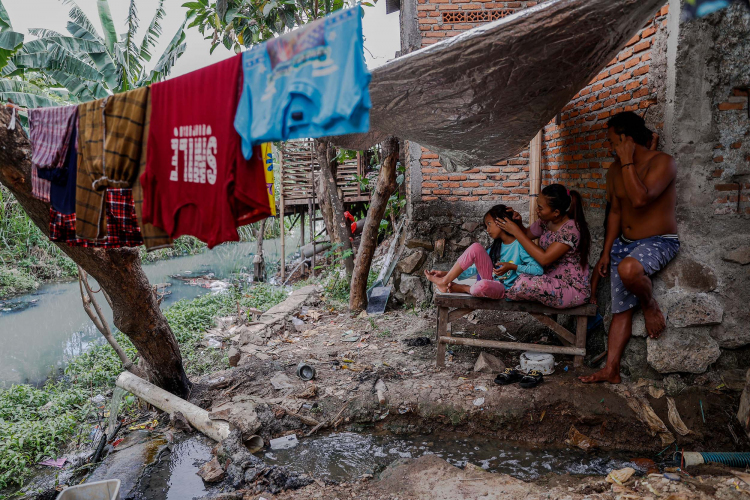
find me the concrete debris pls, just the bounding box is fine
[170,411,193,433]
[270,373,297,391]
[723,246,750,265]
[197,457,226,483]
[209,401,261,437]
[227,347,241,367]
[668,294,724,328]
[397,250,426,274]
[474,352,505,374]
[269,435,299,450]
[405,238,434,250]
[647,327,721,374]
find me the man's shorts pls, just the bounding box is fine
[610,234,680,314]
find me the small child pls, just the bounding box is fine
[425,205,542,299]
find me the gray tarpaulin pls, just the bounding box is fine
[327,0,665,172]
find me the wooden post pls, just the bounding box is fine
[529,130,543,225]
[300,211,306,248]
[436,306,449,367]
[574,315,587,368]
[279,147,286,282]
[309,196,316,278]
[254,218,266,282]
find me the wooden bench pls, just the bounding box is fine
[434,292,598,368]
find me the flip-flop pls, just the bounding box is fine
[494,368,522,385]
[519,370,544,388]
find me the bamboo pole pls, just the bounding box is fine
[529,130,543,225]
[280,147,286,282]
[438,336,585,356]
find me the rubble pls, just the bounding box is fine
[473,352,505,373]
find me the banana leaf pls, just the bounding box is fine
[97,0,118,55]
[140,0,165,62]
[0,91,60,108]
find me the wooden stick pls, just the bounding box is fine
[438,336,585,356]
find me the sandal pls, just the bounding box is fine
[494,368,522,385]
[519,370,544,388]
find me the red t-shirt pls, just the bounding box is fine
[141,55,270,248]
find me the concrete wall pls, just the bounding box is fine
[397,0,750,378]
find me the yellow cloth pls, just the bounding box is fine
[261,143,276,216]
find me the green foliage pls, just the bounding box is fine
[183,0,368,54]
[0,0,189,107]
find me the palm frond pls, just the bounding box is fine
[61,0,103,43]
[139,19,187,85]
[27,28,66,38]
[123,0,141,82]
[96,0,117,55]
[139,0,165,63]
[22,37,106,56]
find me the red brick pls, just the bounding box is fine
[713,169,724,178]
[625,81,639,91]
[714,156,724,163]
[602,98,615,107]
[719,102,745,111]
[625,35,640,47]
[449,174,467,180]
[641,52,651,62]
[633,65,650,77]
[618,49,634,61]
[634,40,651,53]
[624,58,640,69]
[660,5,669,16]
[463,181,480,188]
[633,87,650,98]
[431,174,449,180]
[422,196,438,201]
[618,72,632,83]
[731,141,742,149]
[715,183,738,191]
[422,182,438,188]
[609,64,625,75]
[734,88,749,97]
[433,189,450,195]
[641,26,656,39]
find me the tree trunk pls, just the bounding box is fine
[0,109,191,398]
[315,172,335,244]
[254,219,266,282]
[314,139,354,278]
[349,137,399,311]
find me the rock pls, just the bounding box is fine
[738,368,750,436]
[245,467,261,483]
[170,411,193,432]
[723,246,750,265]
[397,251,426,274]
[473,352,505,373]
[216,316,236,331]
[710,313,750,348]
[621,338,662,380]
[405,238,434,250]
[435,239,445,258]
[668,293,723,328]
[398,274,428,305]
[647,327,721,374]
[719,369,747,392]
[456,236,473,249]
[269,372,297,391]
[461,221,481,232]
[661,257,718,292]
[198,457,226,483]
[209,401,261,436]
[227,347,241,367]
[662,374,687,396]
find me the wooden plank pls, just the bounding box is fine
[436,307,449,367]
[448,308,474,323]
[435,292,597,316]
[438,336,585,356]
[574,315,587,368]
[530,313,575,346]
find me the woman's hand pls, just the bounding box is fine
[493,262,517,276]
[615,134,636,164]
[495,217,522,237]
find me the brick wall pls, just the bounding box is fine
[414,0,669,210]
[711,87,750,215]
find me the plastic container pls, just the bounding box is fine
[517,352,555,375]
[56,479,121,500]
[296,362,316,381]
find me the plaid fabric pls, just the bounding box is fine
[29,105,78,170]
[31,165,51,202]
[76,87,149,241]
[132,91,173,251]
[50,188,143,248]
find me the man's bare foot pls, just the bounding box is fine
[425,270,447,278]
[579,367,621,384]
[447,282,471,294]
[642,299,666,339]
[424,269,449,293]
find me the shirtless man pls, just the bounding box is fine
[580,111,678,384]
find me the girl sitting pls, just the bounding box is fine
[424,204,543,299]
[495,184,591,309]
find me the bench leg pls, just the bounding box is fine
[436,306,449,368]
[574,315,587,368]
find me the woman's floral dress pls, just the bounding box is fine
[505,219,590,308]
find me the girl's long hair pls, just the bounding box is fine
[541,184,591,267]
[484,204,514,264]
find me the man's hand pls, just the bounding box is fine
[615,134,636,164]
[596,255,610,277]
[494,262,517,277]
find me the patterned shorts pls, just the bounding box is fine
[50,188,143,248]
[610,234,680,314]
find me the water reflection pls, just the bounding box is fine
[0,230,305,386]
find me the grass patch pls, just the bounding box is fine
[0,282,288,491]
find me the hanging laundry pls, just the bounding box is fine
[133,93,173,251]
[50,188,143,248]
[28,104,78,202]
[76,87,149,241]
[36,126,78,215]
[234,7,371,159]
[261,143,276,216]
[141,55,271,249]
[682,0,749,19]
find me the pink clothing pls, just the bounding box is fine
[458,243,506,299]
[505,219,590,308]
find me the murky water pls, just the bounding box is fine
[138,432,640,499]
[0,230,306,386]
